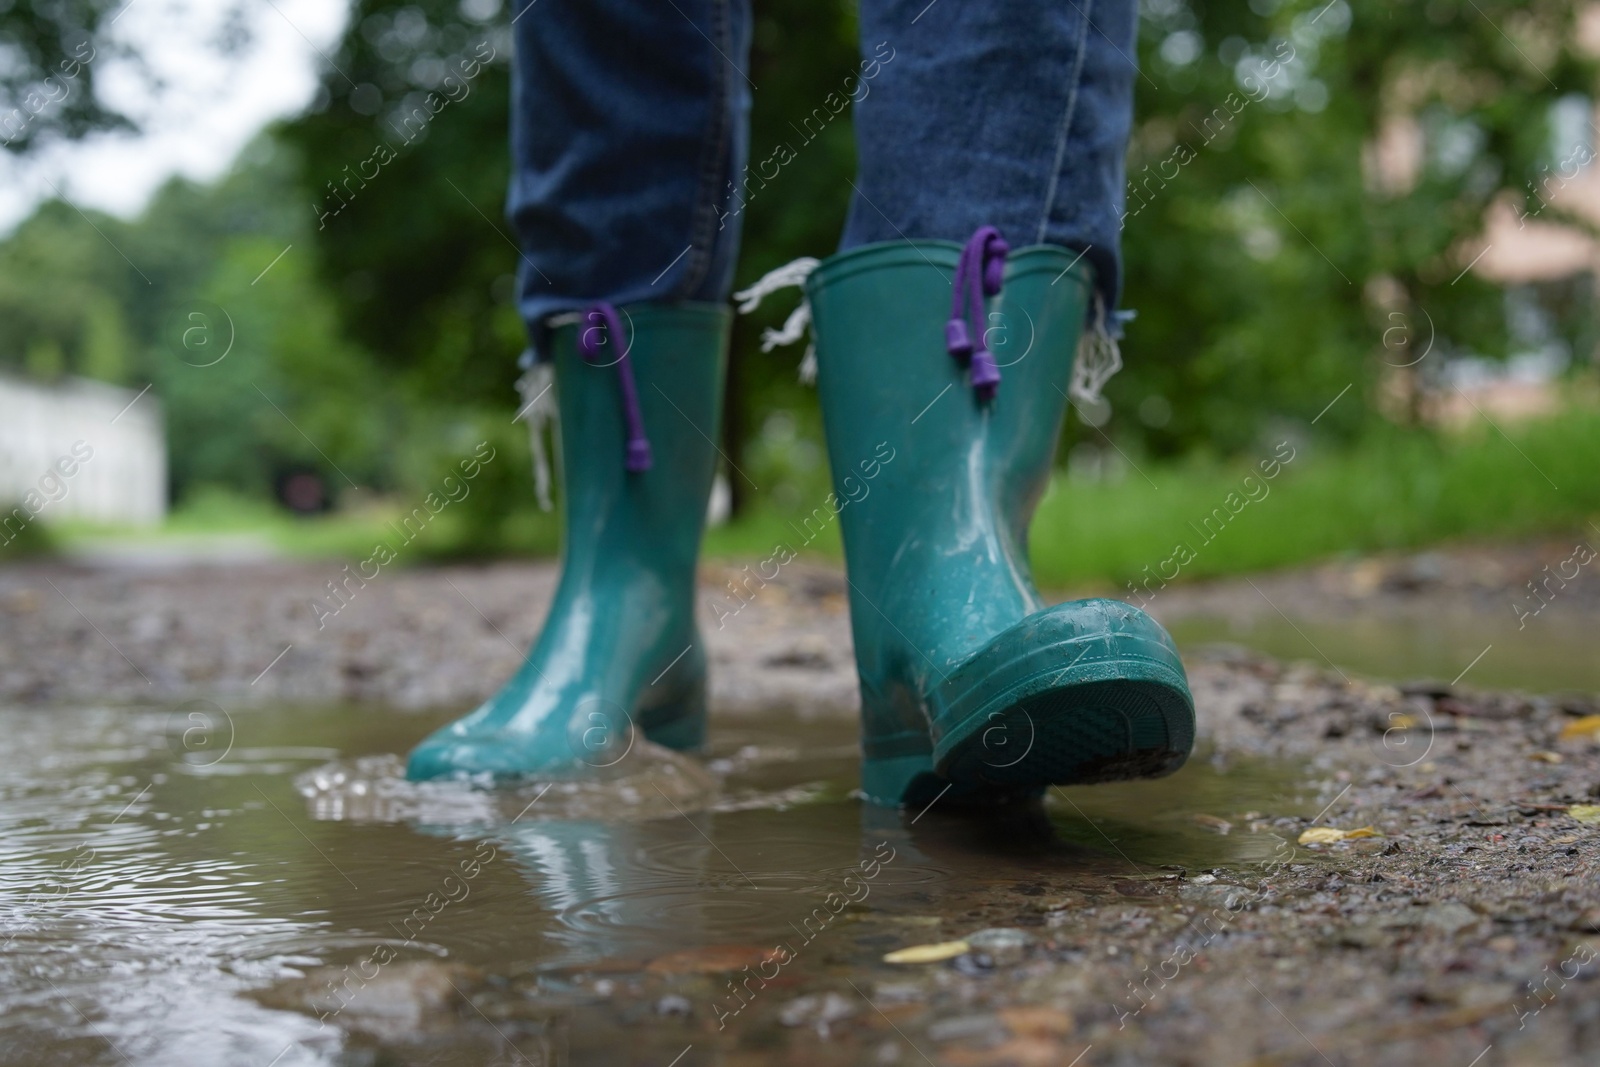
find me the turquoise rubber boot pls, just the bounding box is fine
[407,303,728,780]
[805,242,1195,806]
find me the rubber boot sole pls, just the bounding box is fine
[931,603,1195,791]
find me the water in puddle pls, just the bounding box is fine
[1169,611,1600,694]
[0,703,1315,1066]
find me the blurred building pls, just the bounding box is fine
[0,375,166,526]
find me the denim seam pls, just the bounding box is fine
[1035,0,1094,244]
[675,0,735,300]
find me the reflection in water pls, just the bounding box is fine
[0,703,1313,1066]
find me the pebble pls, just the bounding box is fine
[778,992,856,1032]
[1419,902,1481,934]
[964,928,1037,964]
[927,1013,1002,1043]
[655,994,691,1017]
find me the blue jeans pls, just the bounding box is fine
[509,0,1136,344]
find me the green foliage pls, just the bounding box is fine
[79,297,128,383]
[1110,0,1598,458]
[0,199,128,373]
[273,1,522,410]
[0,0,134,152]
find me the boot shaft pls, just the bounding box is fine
[547,303,730,581]
[805,241,1093,672]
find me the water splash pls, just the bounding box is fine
[295,741,719,826]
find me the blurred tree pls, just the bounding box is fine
[24,335,63,379]
[0,0,126,153]
[0,199,127,370]
[0,0,250,153]
[1114,0,1598,457]
[0,133,396,503]
[80,297,128,382]
[274,0,522,409]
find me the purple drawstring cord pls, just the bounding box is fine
[578,302,653,472]
[944,226,1009,399]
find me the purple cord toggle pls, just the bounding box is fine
[579,302,653,472]
[946,225,1009,399]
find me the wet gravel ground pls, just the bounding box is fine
[4,543,1599,1065]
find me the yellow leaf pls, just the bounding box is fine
[1298,825,1383,845]
[1568,805,1600,826]
[1559,716,1600,742]
[883,940,970,964]
[1529,751,1565,764]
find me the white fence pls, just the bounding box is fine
[0,375,166,527]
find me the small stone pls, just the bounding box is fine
[871,982,926,1005]
[778,992,856,1032]
[1179,882,1254,911]
[761,634,832,669]
[1420,902,1480,934]
[254,961,481,1036]
[655,994,691,1017]
[951,952,996,977]
[964,928,1037,964]
[1335,922,1389,949]
[928,1013,1002,1043]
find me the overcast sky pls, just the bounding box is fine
[0,0,349,234]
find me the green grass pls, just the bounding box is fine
[710,407,1600,591]
[47,488,410,559]
[1033,410,1600,589]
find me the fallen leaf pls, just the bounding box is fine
[1298,826,1383,845]
[883,940,970,964]
[1568,805,1600,826]
[1559,716,1600,742]
[1529,751,1565,764]
[646,944,781,975]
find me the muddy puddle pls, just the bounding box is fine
[0,701,1321,1066]
[1170,611,1600,694]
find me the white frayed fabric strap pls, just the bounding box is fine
[512,311,595,511]
[733,257,821,384]
[1071,291,1123,405]
[514,360,557,511]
